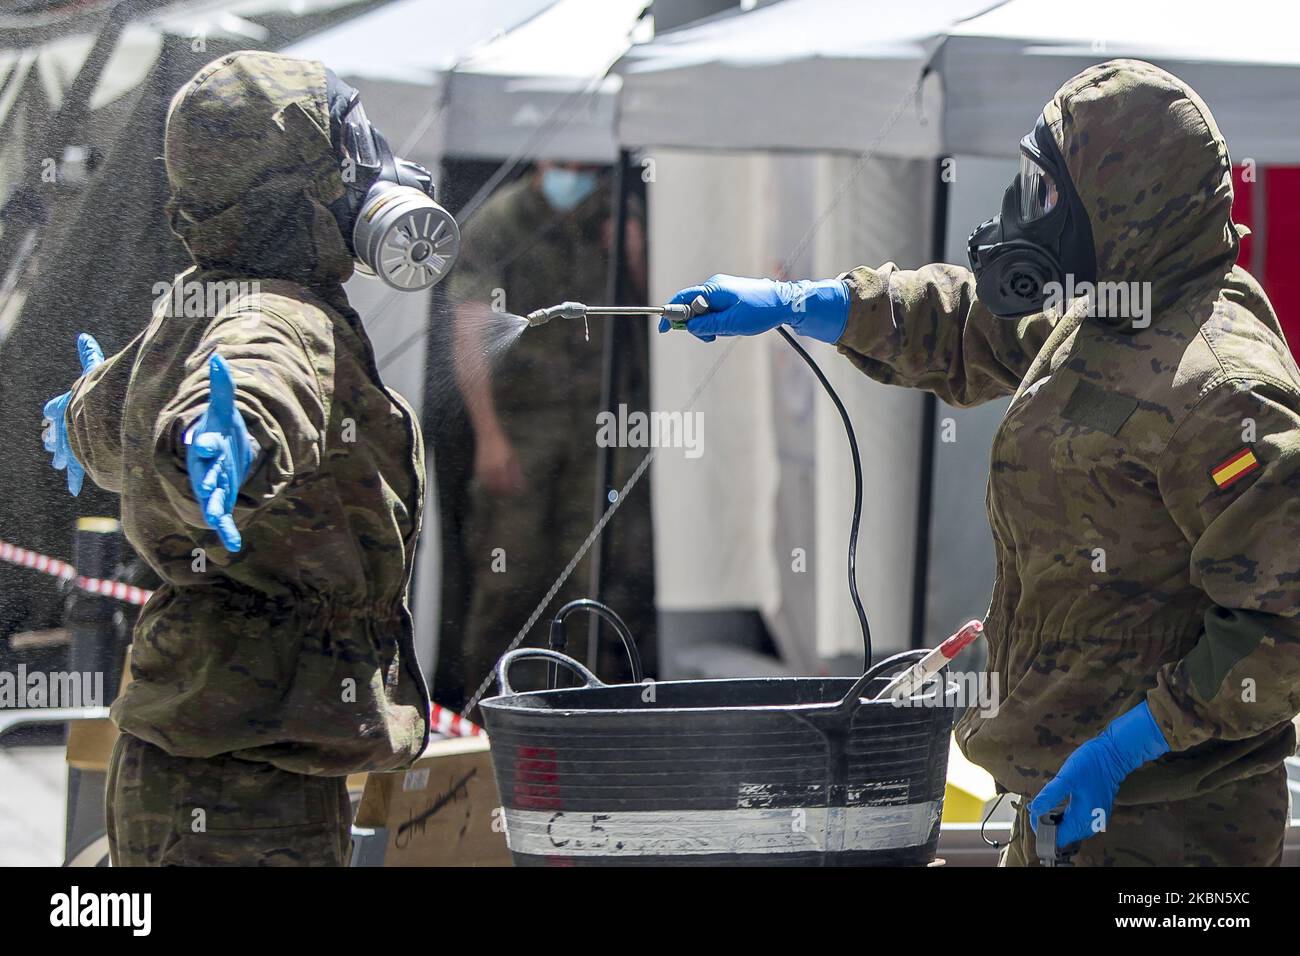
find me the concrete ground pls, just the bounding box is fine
[0,745,66,866]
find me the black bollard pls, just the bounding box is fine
[62,517,127,866]
[66,517,126,707]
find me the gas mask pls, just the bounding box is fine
[967,114,1096,318]
[325,69,460,291]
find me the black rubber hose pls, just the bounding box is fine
[776,327,873,669]
[548,598,644,688]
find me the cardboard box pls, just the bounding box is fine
[65,716,121,772]
[65,646,132,773]
[355,735,511,866]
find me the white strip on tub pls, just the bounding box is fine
[502,802,940,858]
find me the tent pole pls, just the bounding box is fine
[585,149,633,672]
[909,156,949,649]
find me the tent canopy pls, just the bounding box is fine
[939,0,1300,162]
[443,0,649,163]
[280,0,555,86]
[284,0,648,164]
[618,0,1300,164]
[615,0,1000,157]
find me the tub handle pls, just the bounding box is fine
[495,648,605,696]
[833,648,930,712]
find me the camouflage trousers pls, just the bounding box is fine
[106,732,352,866]
[1000,763,1290,866]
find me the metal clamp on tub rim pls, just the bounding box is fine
[495,648,605,697]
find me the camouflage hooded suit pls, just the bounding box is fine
[836,60,1297,864]
[65,52,431,865]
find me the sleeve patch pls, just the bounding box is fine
[1209,446,1261,490]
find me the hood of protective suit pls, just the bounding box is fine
[1043,59,1241,313]
[164,51,353,290]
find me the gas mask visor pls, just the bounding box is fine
[966,116,1093,319]
[330,80,461,292]
[1016,133,1060,223]
[337,97,381,171]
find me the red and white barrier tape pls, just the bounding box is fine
[0,539,154,606]
[2,538,482,738]
[431,701,485,738]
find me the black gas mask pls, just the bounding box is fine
[967,114,1096,318]
[325,69,460,291]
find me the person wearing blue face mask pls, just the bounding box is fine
[440,161,650,711]
[540,165,600,213]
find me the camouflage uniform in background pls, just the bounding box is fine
[440,179,646,709]
[67,52,430,865]
[836,60,1299,865]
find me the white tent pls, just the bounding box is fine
[442,0,652,164]
[617,0,983,156]
[619,0,1300,161]
[615,0,1300,676]
[284,0,649,168]
[281,0,559,168]
[940,0,1300,162]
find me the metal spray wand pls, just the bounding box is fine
[525,295,711,329]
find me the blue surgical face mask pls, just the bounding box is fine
[540,167,598,212]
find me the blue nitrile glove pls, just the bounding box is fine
[42,333,105,496]
[185,353,258,553]
[1027,700,1171,848]
[660,274,850,343]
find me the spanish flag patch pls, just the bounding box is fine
[1209,446,1261,490]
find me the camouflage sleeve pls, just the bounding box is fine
[66,332,145,494]
[835,262,1055,407]
[152,297,334,527]
[1148,377,1300,750]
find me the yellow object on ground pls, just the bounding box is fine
[943,734,997,823]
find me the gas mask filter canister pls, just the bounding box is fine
[352,178,461,291]
[326,69,461,291]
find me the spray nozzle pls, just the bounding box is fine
[525,295,711,329]
[525,302,588,326]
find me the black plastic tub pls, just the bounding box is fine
[480,647,957,866]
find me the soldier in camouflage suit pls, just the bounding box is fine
[671,60,1299,865]
[54,52,431,865]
